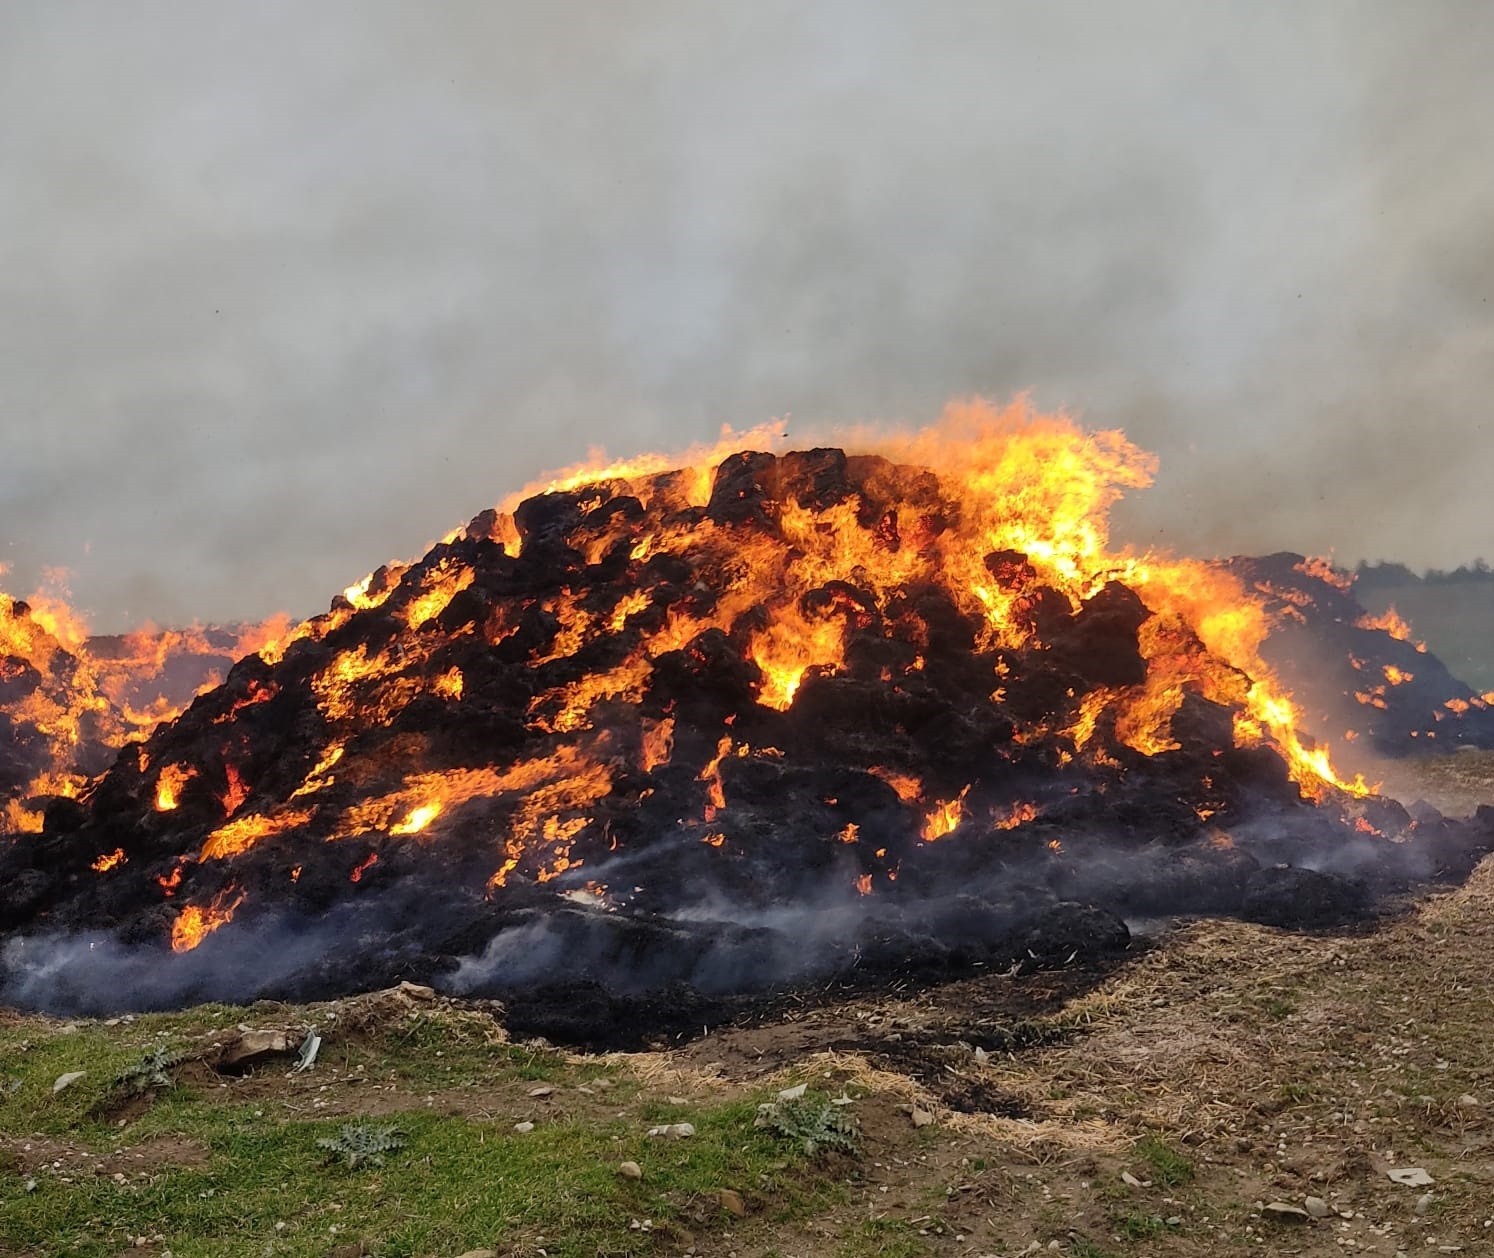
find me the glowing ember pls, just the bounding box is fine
[995,802,1039,830]
[156,860,187,896]
[869,767,923,804]
[220,762,250,816]
[91,847,127,872]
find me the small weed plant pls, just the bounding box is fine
[110,1045,190,1098]
[755,1092,858,1157]
[317,1123,407,1170]
[1136,1135,1194,1188]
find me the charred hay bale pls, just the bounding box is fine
[1003,900,1131,967]
[1100,842,1262,917]
[852,896,1129,978]
[777,447,851,510]
[497,979,744,1050]
[706,451,779,526]
[647,628,761,717]
[1239,865,1369,929]
[1045,582,1150,688]
[0,657,43,704]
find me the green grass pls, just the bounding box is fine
[1277,1080,1313,1105]
[0,1004,847,1257]
[836,1217,933,1257]
[1115,1211,1170,1241]
[1134,1136,1192,1190]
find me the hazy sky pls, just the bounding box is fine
[2,2,1490,630]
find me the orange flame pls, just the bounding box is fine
[994,802,1039,830]
[156,860,187,897]
[200,809,312,860]
[170,886,246,952]
[154,763,196,812]
[91,847,127,873]
[922,787,970,842]
[220,762,250,817]
[1357,605,1416,644]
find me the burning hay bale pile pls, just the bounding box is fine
[2,405,1491,1042]
[1222,552,1494,756]
[0,591,284,836]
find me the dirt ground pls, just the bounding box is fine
[622,854,1494,1256]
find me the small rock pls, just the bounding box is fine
[617,1161,643,1180]
[396,981,436,1000]
[718,1188,746,1217]
[646,1122,695,1138]
[52,1071,86,1095]
[910,1106,934,1128]
[513,1121,535,1134]
[1415,1193,1434,1216]
[1457,1094,1479,1108]
[777,1083,807,1101]
[1387,1167,1434,1187]
[666,1095,689,1105]
[527,1086,554,1099]
[1264,1201,1311,1223]
[1121,1171,1143,1188]
[1305,1196,1331,1219]
[217,1029,292,1068]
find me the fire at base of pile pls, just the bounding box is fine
[4,403,1493,1047]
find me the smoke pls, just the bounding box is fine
[2,2,1491,631]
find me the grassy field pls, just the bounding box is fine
[0,990,852,1258]
[1359,581,1494,692]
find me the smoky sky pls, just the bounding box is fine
[1,2,1490,632]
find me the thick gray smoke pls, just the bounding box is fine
[2,2,1491,630]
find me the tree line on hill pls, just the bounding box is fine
[1354,559,1494,588]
